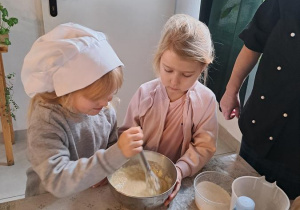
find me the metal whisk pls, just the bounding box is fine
[139,150,161,195]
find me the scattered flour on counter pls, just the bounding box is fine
[110,161,172,197]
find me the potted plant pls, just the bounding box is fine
[0,2,19,122]
[0,2,18,45]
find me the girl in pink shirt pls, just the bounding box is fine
[119,14,218,206]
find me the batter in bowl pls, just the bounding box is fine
[110,161,173,197]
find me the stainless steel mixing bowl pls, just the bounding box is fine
[107,150,177,209]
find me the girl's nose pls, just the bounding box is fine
[171,74,180,86]
[99,95,113,107]
[98,99,108,107]
[102,101,109,107]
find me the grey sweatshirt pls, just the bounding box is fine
[25,103,128,198]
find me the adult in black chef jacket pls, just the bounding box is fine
[220,0,300,199]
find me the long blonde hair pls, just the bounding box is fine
[153,14,214,85]
[28,67,123,119]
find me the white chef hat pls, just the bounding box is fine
[21,22,124,97]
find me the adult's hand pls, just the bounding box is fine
[220,45,260,120]
[220,90,240,120]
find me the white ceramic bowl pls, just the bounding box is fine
[194,171,234,210]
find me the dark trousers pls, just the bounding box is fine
[240,139,300,199]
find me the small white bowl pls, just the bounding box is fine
[194,171,234,210]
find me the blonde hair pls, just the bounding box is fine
[153,14,214,84]
[28,67,123,119]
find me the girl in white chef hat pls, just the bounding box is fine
[21,23,143,198]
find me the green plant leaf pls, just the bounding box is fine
[12,17,18,24]
[1,8,8,17]
[4,38,11,45]
[0,28,6,34]
[7,17,18,27]
[2,72,19,121]
[0,3,18,40]
[11,113,16,121]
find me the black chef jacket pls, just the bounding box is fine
[238,0,300,199]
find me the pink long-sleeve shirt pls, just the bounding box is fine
[119,78,217,178]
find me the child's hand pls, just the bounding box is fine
[118,126,143,158]
[164,167,183,206]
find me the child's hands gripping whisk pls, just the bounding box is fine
[118,126,144,158]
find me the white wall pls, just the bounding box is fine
[0,0,44,131]
[244,63,258,103]
[175,0,201,18]
[217,109,242,142]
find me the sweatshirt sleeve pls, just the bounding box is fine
[176,95,218,178]
[27,109,128,198]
